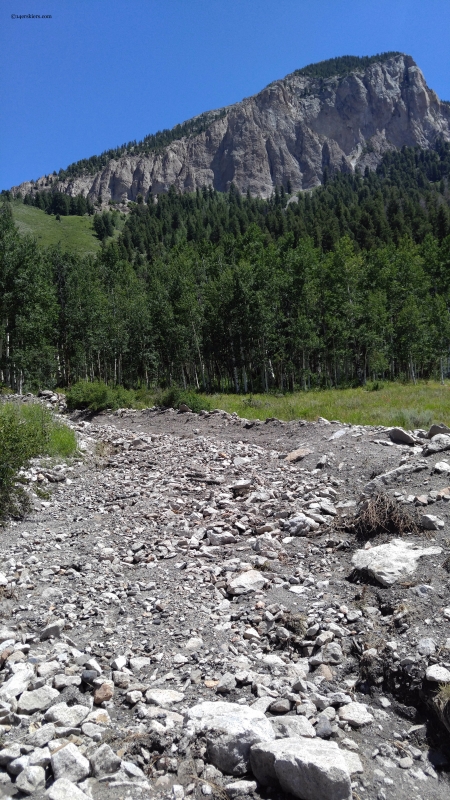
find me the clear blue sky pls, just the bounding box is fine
[1,0,450,191]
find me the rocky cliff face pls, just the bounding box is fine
[14,54,450,201]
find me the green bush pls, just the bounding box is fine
[157,387,211,414]
[65,381,137,412]
[0,402,77,521]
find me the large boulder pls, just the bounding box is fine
[185,701,275,775]
[352,539,442,586]
[250,737,352,800]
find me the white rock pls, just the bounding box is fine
[129,656,150,671]
[225,780,257,797]
[111,655,127,670]
[227,570,267,595]
[0,665,34,702]
[45,702,90,727]
[351,539,442,586]
[15,765,45,794]
[89,743,121,777]
[433,461,450,473]
[250,737,351,800]
[146,689,185,706]
[425,664,450,683]
[185,700,275,775]
[51,743,90,783]
[338,702,374,728]
[185,637,203,652]
[47,777,90,799]
[271,715,316,739]
[18,685,60,714]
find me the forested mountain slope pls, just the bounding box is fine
[12,53,450,202]
[2,142,450,394]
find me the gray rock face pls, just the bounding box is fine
[351,539,442,586]
[250,737,352,800]
[13,54,450,202]
[185,701,275,775]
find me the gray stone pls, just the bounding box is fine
[129,656,150,671]
[428,424,450,439]
[351,539,442,586]
[419,513,445,530]
[146,689,185,706]
[225,780,257,797]
[110,655,127,670]
[338,702,374,727]
[270,716,316,739]
[18,685,60,714]
[40,618,65,640]
[250,737,351,800]
[423,433,450,455]
[268,698,291,714]
[15,765,45,794]
[316,715,334,738]
[417,638,436,656]
[389,427,416,445]
[8,754,29,775]
[45,702,90,727]
[216,673,237,694]
[321,642,343,664]
[26,724,56,748]
[47,777,90,800]
[29,747,51,768]
[0,744,21,766]
[89,743,121,777]
[0,629,17,644]
[185,701,275,775]
[51,742,90,783]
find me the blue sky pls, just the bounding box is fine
[1,0,450,191]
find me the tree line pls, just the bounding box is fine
[1,143,450,394]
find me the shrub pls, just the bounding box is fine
[65,381,136,412]
[0,402,77,521]
[157,387,211,414]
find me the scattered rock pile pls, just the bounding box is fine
[0,405,449,800]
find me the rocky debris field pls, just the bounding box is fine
[0,400,450,800]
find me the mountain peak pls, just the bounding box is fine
[12,52,450,201]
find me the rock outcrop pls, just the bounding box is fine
[13,53,450,201]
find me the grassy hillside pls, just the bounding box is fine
[12,201,101,256]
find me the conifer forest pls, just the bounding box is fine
[2,142,450,394]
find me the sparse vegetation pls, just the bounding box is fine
[335,493,419,541]
[0,402,77,521]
